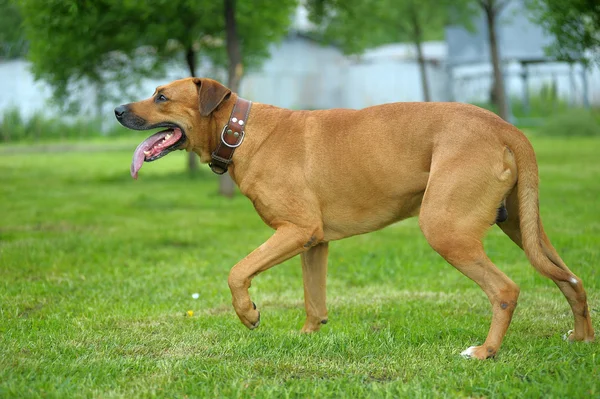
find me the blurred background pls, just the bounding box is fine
[1,0,599,191]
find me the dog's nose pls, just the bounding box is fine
[114,105,128,119]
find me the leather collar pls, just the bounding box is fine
[209,97,252,175]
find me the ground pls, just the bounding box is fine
[0,134,598,398]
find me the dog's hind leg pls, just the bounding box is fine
[420,224,520,359]
[419,148,519,359]
[301,242,329,332]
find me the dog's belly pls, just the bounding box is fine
[321,184,426,241]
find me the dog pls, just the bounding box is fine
[114,77,594,359]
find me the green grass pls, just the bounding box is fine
[1,135,599,398]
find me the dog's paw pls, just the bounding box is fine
[249,302,261,330]
[460,345,495,360]
[300,317,328,333]
[248,312,260,329]
[563,329,594,342]
[460,346,478,359]
[235,301,261,330]
[563,330,575,342]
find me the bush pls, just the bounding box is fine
[541,109,600,137]
[0,108,25,141]
[471,85,571,128]
[510,94,569,121]
[0,107,128,143]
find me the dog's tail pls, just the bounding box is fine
[508,132,577,284]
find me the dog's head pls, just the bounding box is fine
[114,77,231,179]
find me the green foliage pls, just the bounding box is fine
[0,107,129,142]
[0,0,27,59]
[307,0,389,54]
[527,0,600,63]
[307,0,475,55]
[542,108,600,137]
[18,0,168,104]
[0,136,599,397]
[307,0,476,102]
[235,0,299,69]
[17,0,297,110]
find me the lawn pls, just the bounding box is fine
[1,135,599,398]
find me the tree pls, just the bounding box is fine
[0,0,27,59]
[527,0,600,63]
[308,0,474,102]
[474,0,511,121]
[18,0,297,195]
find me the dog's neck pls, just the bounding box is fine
[200,95,283,190]
[208,95,252,175]
[199,94,256,182]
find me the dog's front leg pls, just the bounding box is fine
[228,223,319,329]
[301,242,329,332]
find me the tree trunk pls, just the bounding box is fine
[220,0,244,198]
[414,40,430,102]
[225,0,243,93]
[410,9,431,102]
[483,0,509,120]
[185,46,200,174]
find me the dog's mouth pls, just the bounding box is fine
[131,125,187,179]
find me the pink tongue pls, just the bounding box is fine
[130,128,182,179]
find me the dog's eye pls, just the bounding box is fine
[155,94,168,103]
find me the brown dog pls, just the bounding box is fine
[115,77,594,359]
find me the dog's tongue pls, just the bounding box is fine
[130,129,181,179]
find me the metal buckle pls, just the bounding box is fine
[209,163,227,175]
[220,124,245,148]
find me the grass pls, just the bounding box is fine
[0,134,599,398]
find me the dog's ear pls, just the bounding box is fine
[193,78,231,117]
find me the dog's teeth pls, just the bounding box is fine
[165,133,172,139]
[143,150,150,156]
